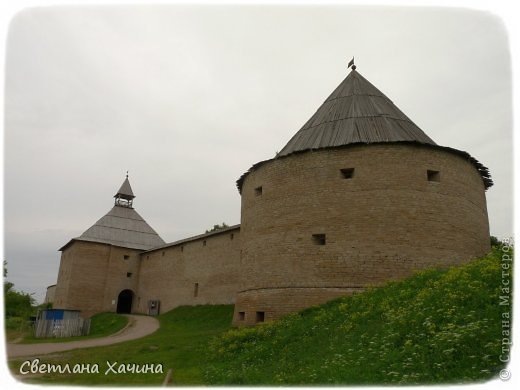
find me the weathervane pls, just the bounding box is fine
[348,57,356,71]
[126,170,129,179]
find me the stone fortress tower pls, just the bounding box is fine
[51,63,492,326]
[232,65,492,325]
[53,176,165,317]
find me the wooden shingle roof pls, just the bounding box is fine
[59,206,165,251]
[237,68,493,192]
[59,178,164,251]
[115,177,135,200]
[278,69,436,156]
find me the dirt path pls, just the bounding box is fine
[6,314,160,359]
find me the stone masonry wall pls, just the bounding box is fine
[233,144,490,326]
[135,227,241,315]
[53,241,142,318]
[44,285,56,304]
[53,247,74,310]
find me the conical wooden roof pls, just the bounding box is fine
[236,67,493,192]
[278,69,435,156]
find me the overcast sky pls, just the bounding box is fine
[3,5,512,303]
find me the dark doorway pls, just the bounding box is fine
[117,289,133,314]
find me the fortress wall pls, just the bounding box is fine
[136,227,241,314]
[53,241,141,318]
[234,144,490,326]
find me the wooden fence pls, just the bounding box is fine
[34,318,91,338]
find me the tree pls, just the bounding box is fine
[205,222,229,234]
[4,261,35,319]
[490,236,500,247]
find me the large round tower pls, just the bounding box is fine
[233,66,492,326]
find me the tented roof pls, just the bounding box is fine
[278,69,436,156]
[60,206,165,251]
[60,177,164,251]
[114,177,135,200]
[237,68,493,192]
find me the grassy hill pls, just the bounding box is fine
[204,245,511,385]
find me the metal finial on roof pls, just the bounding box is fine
[126,170,128,178]
[348,57,356,71]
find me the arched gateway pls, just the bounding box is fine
[117,289,134,314]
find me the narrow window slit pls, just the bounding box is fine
[427,170,440,182]
[340,168,355,179]
[312,234,326,245]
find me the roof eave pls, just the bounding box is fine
[236,141,493,194]
[58,237,156,252]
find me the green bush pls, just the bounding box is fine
[4,281,35,320]
[4,261,36,321]
[5,316,24,330]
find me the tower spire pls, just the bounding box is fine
[114,174,135,208]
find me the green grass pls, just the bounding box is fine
[13,312,129,344]
[9,305,234,385]
[5,317,31,342]
[205,246,511,385]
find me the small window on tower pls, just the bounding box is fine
[427,170,440,182]
[203,240,207,247]
[238,312,245,321]
[124,255,130,260]
[255,186,263,196]
[194,283,199,297]
[230,233,234,240]
[312,234,326,245]
[180,246,184,252]
[340,168,355,179]
[256,311,265,323]
[127,272,132,278]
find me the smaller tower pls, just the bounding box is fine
[114,173,135,208]
[53,174,165,317]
